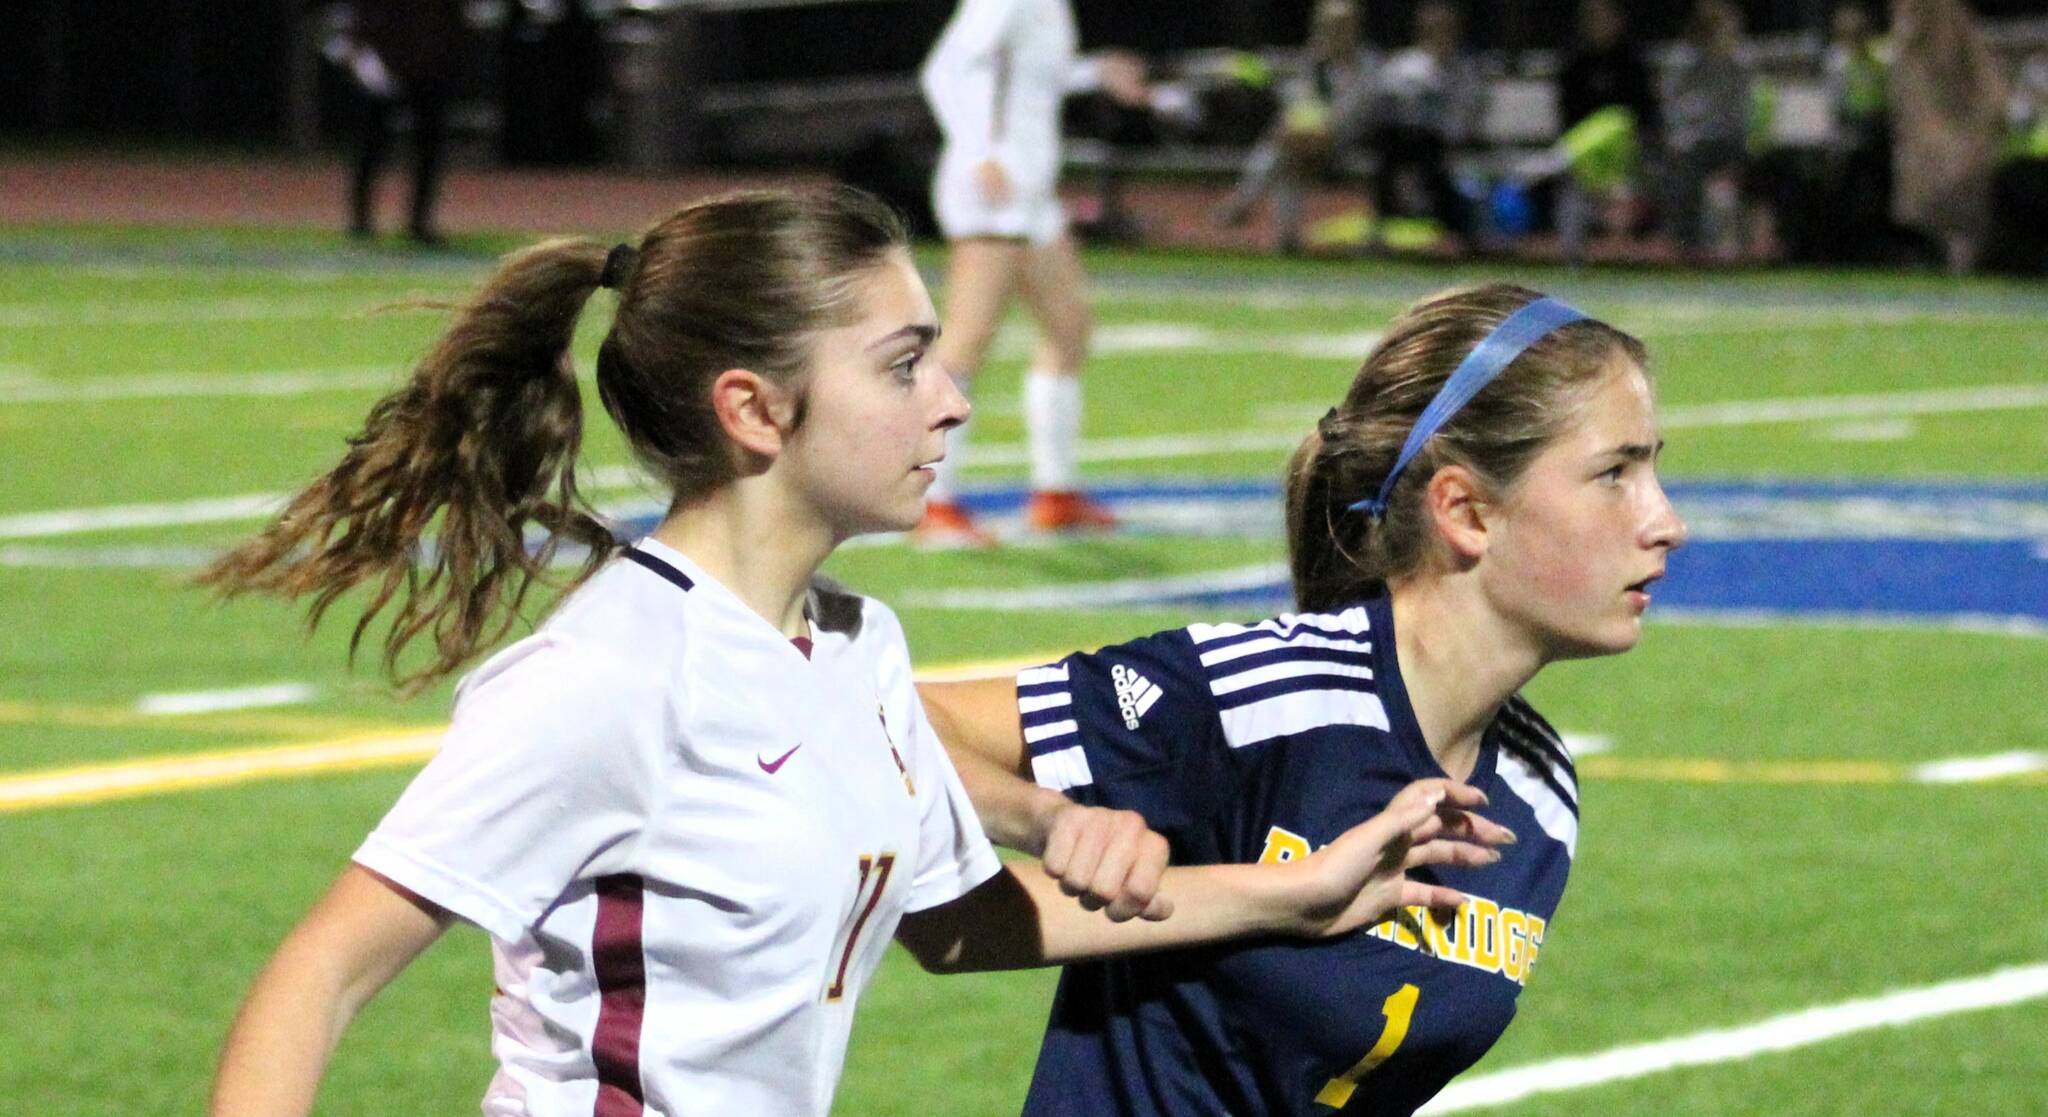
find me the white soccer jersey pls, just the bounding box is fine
[921,0,1091,243]
[354,539,1001,1117]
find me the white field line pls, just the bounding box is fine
[0,543,222,568]
[899,569,2048,643]
[903,563,1290,611]
[7,379,2044,539]
[0,296,403,328]
[1420,962,2048,1113]
[1912,750,2048,783]
[1258,381,2048,430]
[0,466,660,542]
[993,321,1381,362]
[1561,734,1612,757]
[0,367,399,404]
[1651,607,2048,641]
[1658,383,2048,428]
[0,493,288,540]
[135,683,320,717]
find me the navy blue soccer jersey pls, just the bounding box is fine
[1015,594,1579,1116]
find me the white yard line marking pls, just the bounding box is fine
[1912,751,2048,784]
[0,493,288,540]
[0,296,419,328]
[903,563,1290,611]
[1420,962,2048,1113]
[1658,383,2048,428]
[1652,607,2048,641]
[7,377,2043,538]
[0,466,659,542]
[1561,734,1612,757]
[1819,417,1917,442]
[966,429,1300,469]
[0,543,222,568]
[1259,382,2048,431]
[0,367,399,404]
[135,683,320,717]
[993,321,1381,362]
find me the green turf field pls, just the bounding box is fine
[3,229,2045,1115]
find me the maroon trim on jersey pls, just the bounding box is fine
[790,635,814,659]
[621,548,695,594]
[591,874,647,1117]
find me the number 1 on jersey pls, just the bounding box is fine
[1314,983,1420,1109]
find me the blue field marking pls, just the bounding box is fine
[869,477,2048,628]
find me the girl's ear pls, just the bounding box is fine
[708,368,788,460]
[1423,463,1492,566]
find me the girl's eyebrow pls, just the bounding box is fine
[866,323,939,351]
[1609,439,1665,461]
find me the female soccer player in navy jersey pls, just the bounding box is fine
[922,283,1689,1115]
[199,188,1510,1117]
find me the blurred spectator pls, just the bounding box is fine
[1810,2,1895,262]
[500,0,609,166]
[1985,50,2048,274]
[1559,0,1661,137]
[1363,0,1484,253]
[1658,0,1754,262]
[325,0,467,245]
[1890,0,2011,273]
[1212,0,1382,254]
[1553,0,1659,264]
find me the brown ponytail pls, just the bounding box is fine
[1285,283,1648,613]
[201,186,910,690]
[198,238,617,691]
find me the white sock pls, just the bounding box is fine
[1024,369,1082,492]
[929,410,974,503]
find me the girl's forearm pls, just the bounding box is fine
[902,859,1306,974]
[208,932,360,1116]
[209,866,451,1116]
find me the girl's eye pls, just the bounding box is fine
[890,353,920,383]
[1601,464,1627,484]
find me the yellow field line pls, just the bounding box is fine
[5,653,2042,813]
[0,655,1061,814]
[0,729,444,812]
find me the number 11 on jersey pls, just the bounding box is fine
[825,852,897,1002]
[1314,983,1420,1109]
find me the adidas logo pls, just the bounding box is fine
[1111,664,1162,730]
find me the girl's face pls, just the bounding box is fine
[1479,359,1687,660]
[781,249,968,539]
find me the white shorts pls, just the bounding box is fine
[932,158,1068,247]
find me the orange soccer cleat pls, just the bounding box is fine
[1025,490,1118,534]
[912,499,997,549]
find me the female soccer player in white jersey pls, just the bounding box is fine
[200,188,1511,1117]
[913,0,1147,545]
[922,283,1690,1115]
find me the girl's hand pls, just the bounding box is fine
[975,159,1012,205]
[1034,797,1174,922]
[1284,779,1515,938]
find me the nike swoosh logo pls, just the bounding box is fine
[758,744,802,774]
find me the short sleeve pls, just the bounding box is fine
[860,600,1002,913]
[352,637,668,943]
[1016,628,1235,836]
[903,694,1005,911]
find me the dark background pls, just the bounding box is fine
[3,0,2043,144]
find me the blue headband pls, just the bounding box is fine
[1347,297,1589,518]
